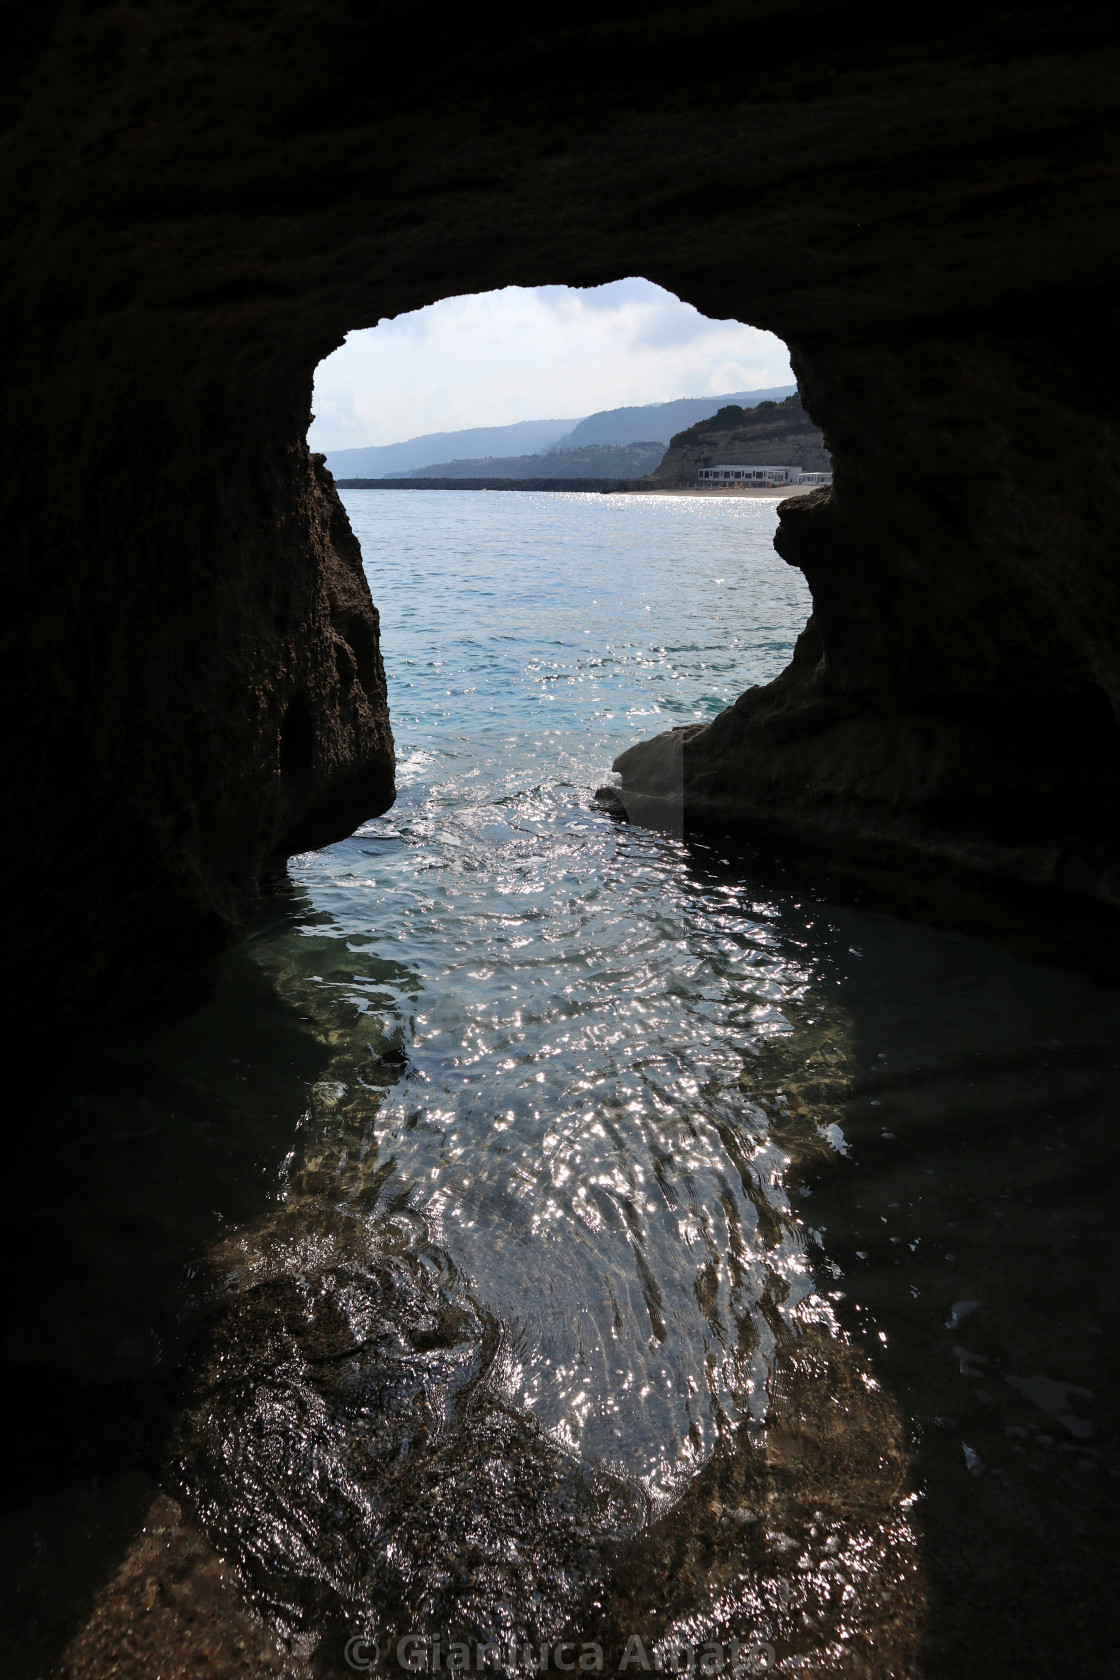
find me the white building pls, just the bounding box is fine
[696,465,794,485]
[796,471,832,485]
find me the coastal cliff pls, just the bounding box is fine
[636,395,829,487]
[3,3,1120,1043]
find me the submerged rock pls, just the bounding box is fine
[161,982,925,1677]
[176,1203,644,1663]
[173,1194,923,1677]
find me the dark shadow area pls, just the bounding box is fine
[0,890,336,1677]
[791,999,1120,1679]
[600,794,1120,991]
[670,831,1120,1680]
[806,1083,1118,1678]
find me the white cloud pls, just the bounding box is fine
[308,279,791,450]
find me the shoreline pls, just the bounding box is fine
[614,482,820,497]
[334,477,822,498]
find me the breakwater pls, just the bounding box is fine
[335,477,628,493]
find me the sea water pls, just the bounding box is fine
[6,491,1117,1678]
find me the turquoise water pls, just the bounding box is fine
[5,491,1118,1678]
[291,492,816,1494]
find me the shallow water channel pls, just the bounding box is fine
[5,492,1117,1678]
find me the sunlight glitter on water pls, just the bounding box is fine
[280,491,820,1499]
[14,490,1116,1678]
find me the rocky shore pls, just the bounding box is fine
[625,394,829,490]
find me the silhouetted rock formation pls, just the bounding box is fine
[637,397,829,487]
[3,3,1119,1040]
[4,422,395,1034]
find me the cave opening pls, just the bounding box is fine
[306,277,821,846]
[307,278,811,486]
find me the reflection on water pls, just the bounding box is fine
[4,493,1117,1678]
[174,863,922,1672]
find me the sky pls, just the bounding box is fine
[308,278,792,451]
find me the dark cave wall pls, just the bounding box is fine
[784,319,1120,826]
[2,2,1119,1034]
[618,314,1120,897]
[3,344,394,1025]
[788,322,1120,718]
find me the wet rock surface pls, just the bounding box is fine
[177,1206,643,1665]
[171,1155,922,1676]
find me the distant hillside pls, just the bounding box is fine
[323,418,577,479]
[322,387,796,478]
[404,441,666,480]
[551,386,796,449]
[639,394,829,486]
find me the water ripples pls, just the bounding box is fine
[18,491,1117,1678]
